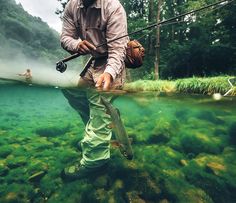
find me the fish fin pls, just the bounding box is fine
[110,140,121,148]
[108,123,115,129]
[128,138,133,144]
[105,109,110,115]
[115,108,121,117]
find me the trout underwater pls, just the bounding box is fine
[101,96,133,160]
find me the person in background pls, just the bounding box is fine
[18,69,32,84]
[60,0,128,181]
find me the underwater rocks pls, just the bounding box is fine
[0,161,9,177]
[27,159,48,171]
[93,175,110,188]
[126,191,146,203]
[206,162,226,176]
[0,190,31,203]
[229,122,236,145]
[136,173,162,201]
[148,119,179,144]
[180,159,188,166]
[28,171,47,183]
[196,110,224,125]
[160,167,213,203]
[184,166,231,203]
[0,145,13,158]
[181,152,236,203]
[180,132,223,155]
[35,125,71,137]
[6,112,20,118]
[6,155,27,169]
[175,109,190,121]
[2,192,20,203]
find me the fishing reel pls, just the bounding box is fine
[56,61,67,73]
[56,53,80,73]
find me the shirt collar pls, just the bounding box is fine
[79,0,101,8]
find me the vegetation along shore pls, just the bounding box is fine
[124,76,236,96]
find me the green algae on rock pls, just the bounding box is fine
[180,132,224,155]
[35,125,71,137]
[0,162,9,177]
[28,171,47,183]
[0,84,236,202]
[229,122,236,145]
[6,155,27,169]
[0,145,13,158]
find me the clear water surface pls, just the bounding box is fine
[0,83,236,203]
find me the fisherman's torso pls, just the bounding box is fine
[69,0,113,58]
[62,0,128,79]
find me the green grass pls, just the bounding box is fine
[124,76,236,96]
[124,80,176,92]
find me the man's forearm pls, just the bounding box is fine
[104,2,128,80]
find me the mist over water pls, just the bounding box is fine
[0,57,82,88]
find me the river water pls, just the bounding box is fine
[0,83,236,203]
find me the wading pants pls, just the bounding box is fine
[62,61,125,168]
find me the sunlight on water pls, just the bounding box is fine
[0,83,236,202]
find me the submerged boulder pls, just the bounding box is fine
[28,171,47,183]
[0,145,13,158]
[35,125,71,137]
[93,175,110,188]
[182,154,236,203]
[148,119,179,144]
[206,162,226,176]
[161,168,213,203]
[6,156,27,169]
[196,110,224,125]
[180,132,223,155]
[184,166,232,203]
[0,162,9,177]
[126,191,146,203]
[1,191,29,203]
[175,109,190,121]
[229,122,236,145]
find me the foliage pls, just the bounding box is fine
[57,0,236,79]
[0,0,66,63]
[124,79,176,92]
[124,76,236,95]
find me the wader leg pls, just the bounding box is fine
[80,92,113,168]
[61,89,90,126]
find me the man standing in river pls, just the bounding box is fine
[18,68,32,84]
[60,0,128,180]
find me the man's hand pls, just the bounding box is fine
[96,72,113,91]
[77,40,96,55]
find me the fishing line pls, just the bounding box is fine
[57,0,234,69]
[137,0,234,41]
[136,20,187,41]
[201,0,234,16]
[96,0,234,48]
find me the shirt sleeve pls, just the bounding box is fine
[60,1,81,53]
[104,2,129,80]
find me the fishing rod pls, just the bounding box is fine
[56,0,234,73]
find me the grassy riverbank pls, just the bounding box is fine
[124,76,236,96]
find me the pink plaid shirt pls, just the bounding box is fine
[61,0,128,80]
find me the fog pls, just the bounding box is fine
[0,50,83,88]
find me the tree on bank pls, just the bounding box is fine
[56,0,236,79]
